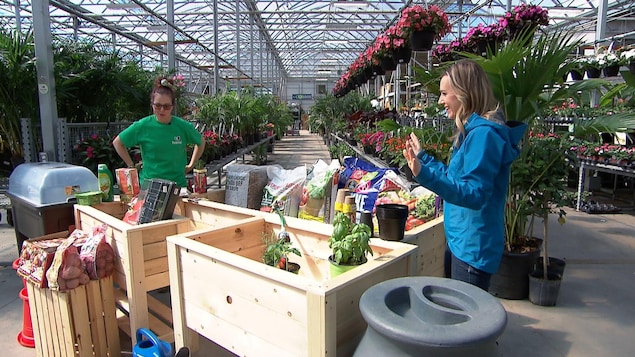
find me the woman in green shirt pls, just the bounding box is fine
[113,76,205,188]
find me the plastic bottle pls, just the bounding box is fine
[97,164,115,202]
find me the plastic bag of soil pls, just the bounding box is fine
[260,165,306,217]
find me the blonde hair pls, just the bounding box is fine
[444,60,499,146]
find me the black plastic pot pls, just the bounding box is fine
[375,204,408,241]
[489,242,542,300]
[528,269,563,307]
[532,257,566,279]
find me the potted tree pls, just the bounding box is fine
[328,212,373,277]
[514,132,574,305]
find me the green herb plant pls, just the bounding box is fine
[328,212,373,266]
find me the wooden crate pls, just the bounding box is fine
[73,201,259,344]
[27,275,120,357]
[402,216,446,277]
[166,214,418,357]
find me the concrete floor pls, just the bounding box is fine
[1,130,635,356]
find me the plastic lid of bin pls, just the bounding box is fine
[7,162,99,207]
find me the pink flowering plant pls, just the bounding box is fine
[463,23,506,48]
[397,5,451,41]
[371,25,409,57]
[500,4,549,32]
[75,133,140,174]
[431,39,468,62]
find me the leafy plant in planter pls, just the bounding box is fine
[328,212,373,266]
[262,232,302,273]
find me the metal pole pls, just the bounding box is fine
[32,0,59,161]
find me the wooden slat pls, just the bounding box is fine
[68,286,91,356]
[49,288,67,356]
[27,284,45,357]
[100,276,122,357]
[147,293,173,325]
[85,280,108,356]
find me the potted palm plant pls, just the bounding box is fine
[472,29,635,300]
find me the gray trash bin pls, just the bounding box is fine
[354,276,507,357]
[7,162,98,254]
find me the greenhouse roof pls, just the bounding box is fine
[1,0,634,90]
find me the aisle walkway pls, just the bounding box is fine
[1,130,634,356]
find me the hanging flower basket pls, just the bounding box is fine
[397,5,451,50]
[586,67,601,79]
[391,46,412,64]
[372,65,386,76]
[410,29,436,51]
[603,65,620,77]
[380,56,397,71]
[569,69,584,81]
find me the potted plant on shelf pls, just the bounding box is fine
[581,55,602,78]
[328,212,373,277]
[619,46,635,74]
[262,232,302,274]
[597,51,621,77]
[397,4,451,51]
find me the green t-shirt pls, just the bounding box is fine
[118,115,202,188]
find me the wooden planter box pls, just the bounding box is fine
[27,276,120,357]
[73,202,199,343]
[166,214,417,356]
[402,216,446,277]
[73,200,260,343]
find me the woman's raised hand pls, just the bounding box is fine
[403,132,422,176]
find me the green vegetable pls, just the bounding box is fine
[328,212,373,265]
[414,195,437,220]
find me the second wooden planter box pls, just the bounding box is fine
[166,214,417,356]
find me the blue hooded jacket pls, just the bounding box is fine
[414,112,527,274]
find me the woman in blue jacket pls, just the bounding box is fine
[403,60,527,290]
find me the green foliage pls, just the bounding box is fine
[328,142,356,161]
[471,30,635,250]
[328,212,373,265]
[54,38,153,123]
[309,92,373,137]
[195,89,290,138]
[505,132,575,250]
[74,133,140,175]
[0,28,37,158]
[261,232,301,269]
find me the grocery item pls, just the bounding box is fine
[98,164,115,202]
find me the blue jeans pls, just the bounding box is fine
[444,247,492,291]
